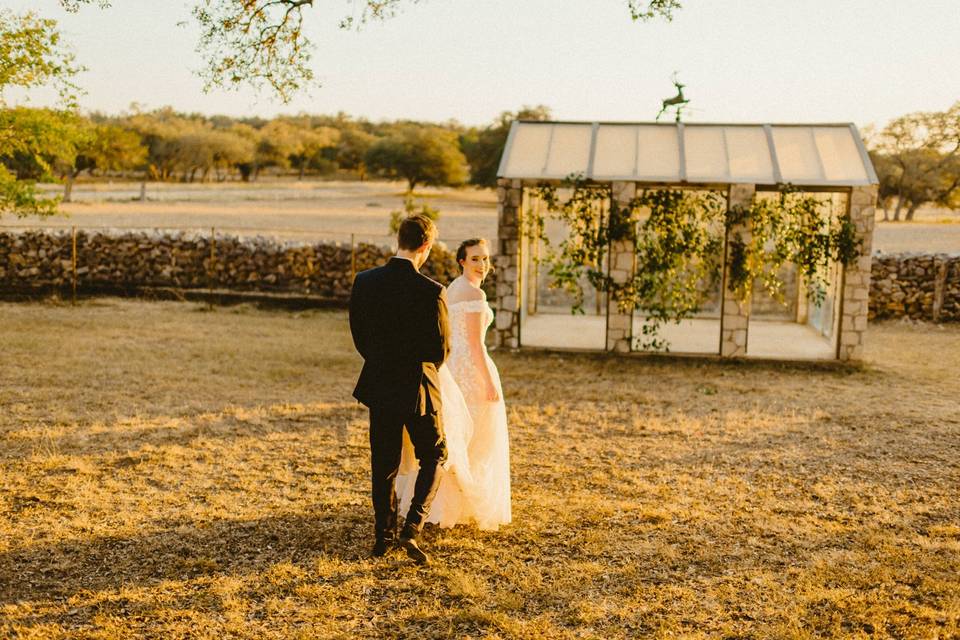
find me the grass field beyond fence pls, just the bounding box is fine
[1,299,959,639]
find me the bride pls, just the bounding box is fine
[396,238,511,530]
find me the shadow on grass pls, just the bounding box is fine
[3,401,367,459]
[0,506,371,608]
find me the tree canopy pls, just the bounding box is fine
[868,102,960,221]
[365,125,468,191]
[60,1,681,102]
[0,9,83,217]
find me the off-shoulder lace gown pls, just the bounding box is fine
[396,296,511,530]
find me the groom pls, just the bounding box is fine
[349,214,450,565]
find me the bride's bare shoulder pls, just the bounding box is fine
[445,277,486,305]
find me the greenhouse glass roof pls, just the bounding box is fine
[497,121,879,187]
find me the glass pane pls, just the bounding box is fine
[519,189,609,351]
[502,123,552,177]
[684,126,728,181]
[814,127,869,182]
[725,126,774,182]
[592,125,637,178]
[772,127,824,182]
[543,124,592,177]
[636,125,680,180]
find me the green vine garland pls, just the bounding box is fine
[529,176,861,351]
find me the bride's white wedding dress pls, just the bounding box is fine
[396,284,511,530]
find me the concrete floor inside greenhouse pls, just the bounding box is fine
[518,313,837,360]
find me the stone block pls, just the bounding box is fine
[495,311,515,330]
[852,287,869,301]
[501,295,517,310]
[611,182,637,202]
[840,330,861,346]
[732,330,746,347]
[508,189,522,207]
[613,339,631,354]
[723,299,745,316]
[608,313,631,331]
[854,315,868,331]
[724,314,747,330]
[851,188,877,207]
[614,251,635,271]
[609,268,629,282]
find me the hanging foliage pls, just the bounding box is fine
[726,188,861,306]
[530,176,861,351]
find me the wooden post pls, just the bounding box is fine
[350,233,357,281]
[208,227,216,306]
[529,197,540,315]
[71,226,78,305]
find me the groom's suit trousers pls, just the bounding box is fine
[369,396,447,538]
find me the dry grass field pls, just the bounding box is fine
[2,181,959,253]
[1,299,959,639]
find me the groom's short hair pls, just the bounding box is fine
[397,215,438,250]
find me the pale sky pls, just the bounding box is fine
[4,0,960,128]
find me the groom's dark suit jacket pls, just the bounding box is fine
[349,257,451,416]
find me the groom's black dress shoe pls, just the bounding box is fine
[372,534,397,558]
[399,536,430,565]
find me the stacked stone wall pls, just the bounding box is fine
[0,230,464,302]
[869,253,960,322]
[2,230,957,325]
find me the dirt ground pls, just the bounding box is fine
[1,299,958,638]
[2,181,958,253]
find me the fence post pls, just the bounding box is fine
[208,227,216,305]
[932,257,947,323]
[71,226,78,305]
[351,233,357,282]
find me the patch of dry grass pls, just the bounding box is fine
[1,300,958,638]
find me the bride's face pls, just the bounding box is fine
[461,244,491,281]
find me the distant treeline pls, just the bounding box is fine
[4,101,958,221]
[0,105,551,199]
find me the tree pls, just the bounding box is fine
[461,105,551,188]
[365,126,468,192]
[869,102,960,221]
[0,9,82,217]
[336,128,377,181]
[62,1,680,102]
[59,122,147,200]
[286,124,340,179]
[253,120,301,178]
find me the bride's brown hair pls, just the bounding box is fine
[456,238,494,274]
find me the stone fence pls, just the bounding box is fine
[0,230,956,323]
[0,230,463,301]
[869,253,960,322]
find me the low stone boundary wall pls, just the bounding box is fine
[1,231,956,322]
[869,253,960,322]
[0,230,462,301]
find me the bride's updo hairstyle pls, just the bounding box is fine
[456,238,494,274]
